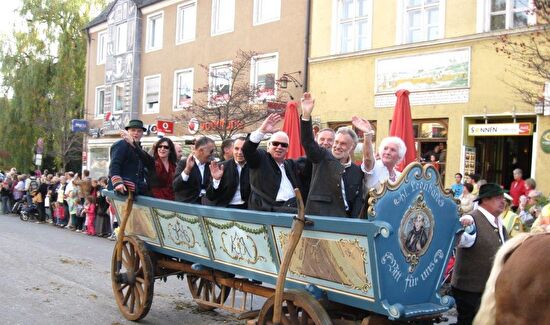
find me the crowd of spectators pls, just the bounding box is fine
[1,168,115,240]
[449,170,548,236]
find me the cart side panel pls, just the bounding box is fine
[273,227,375,299]
[203,217,278,275]
[111,200,161,246]
[151,208,210,258]
[369,163,460,318]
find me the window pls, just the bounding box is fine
[146,12,164,51]
[95,86,105,118]
[88,147,110,180]
[97,31,107,65]
[113,83,125,112]
[335,0,372,54]
[209,62,232,105]
[174,69,194,110]
[143,75,161,114]
[251,53,277,101]
[486,0,534,31]
[402,0,443,43]
[253,0,281,25]
[176,1,197,44]
[114,23,127,55]
[212,0,235,35]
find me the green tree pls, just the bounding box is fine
[0,0,105,171]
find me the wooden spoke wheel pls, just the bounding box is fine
[257,289,332,325]
[111,235,154,321]
[186,275,231,311]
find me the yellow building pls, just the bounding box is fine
[309,0,550,192]
[83,0,308,178]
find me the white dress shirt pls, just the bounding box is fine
[458,206,506,248]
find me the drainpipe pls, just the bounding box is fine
[303,0,311,92]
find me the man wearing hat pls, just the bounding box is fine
[451,183,508,325]
[108,120,148,195]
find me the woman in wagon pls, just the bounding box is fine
[120,132,178,201]
[351,116,406,193]
[405,213,428,253]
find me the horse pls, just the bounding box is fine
[473,232,550,325]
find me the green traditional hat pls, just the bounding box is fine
[474,183,504,202]
[125,119,147,131]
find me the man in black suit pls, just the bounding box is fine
[298,127,335,203]
[173,136,215,204]
[300,93,364,217]
[206,137,250,209]
[243,114,301,213]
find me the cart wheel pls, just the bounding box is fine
[186,275,231,311]
[111,235,154,321]
[257,289,332,325]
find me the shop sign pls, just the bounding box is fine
[468,123,533,136]
[71,119,89,132]
[267,101,287,116]
[156,120,174,134]
[188,118,200,135]
[541,130,550,154]
[201,119,243,131]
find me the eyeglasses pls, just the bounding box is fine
[271,141,289,148]
[158,145,170,150]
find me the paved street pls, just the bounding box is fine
[0,212,457,324]
[0,212,241,325]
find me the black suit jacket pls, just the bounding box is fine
[205,159,250,207]
[242,136,301,212]
[173,156,211,204]
[301,118,364,217]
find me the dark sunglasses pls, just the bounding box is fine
[157,145,170,150]
[271,141,289,148]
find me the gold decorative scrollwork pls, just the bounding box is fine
[168,220,198,249]
[338,238,368,263]
[220,231,267,264]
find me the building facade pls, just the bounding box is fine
[308,0,550,192]
[84,0,309,178]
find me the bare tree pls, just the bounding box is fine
[178,50,278,140]
[494,1,550,105]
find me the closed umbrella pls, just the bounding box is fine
[390,89,417,171]
[281,101,305,159]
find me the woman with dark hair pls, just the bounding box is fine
[122,133,177,200]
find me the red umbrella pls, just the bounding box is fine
[390,89,417,171]
[281,101,305,159]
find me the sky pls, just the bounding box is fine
[0,0,21,37]
[0,0,22,97]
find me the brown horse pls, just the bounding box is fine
[474,232,550,325]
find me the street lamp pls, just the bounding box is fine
[276,71,303,89]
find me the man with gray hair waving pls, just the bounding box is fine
[300,93,364,217]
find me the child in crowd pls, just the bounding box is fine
[53,201,65,226]
[67,191,79,231]
[84,195,96,236]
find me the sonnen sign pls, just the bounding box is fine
[468,123,533,136]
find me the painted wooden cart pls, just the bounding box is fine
[106,163,461,324]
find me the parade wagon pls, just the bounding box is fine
[106,163,461,324]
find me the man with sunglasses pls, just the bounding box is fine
[243,114,302,213]
[173,136,215,204]
[300,93,364,217]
